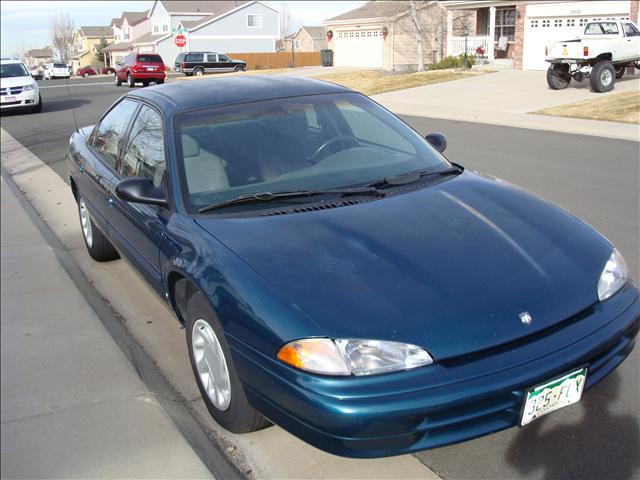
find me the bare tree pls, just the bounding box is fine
[279,4,297,47]
[395,1,447,70]
[408,1,425,71]
[49,13,75,64]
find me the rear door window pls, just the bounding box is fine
[186,53,204,62]
[90,99,139,170]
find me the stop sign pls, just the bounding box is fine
[175,35,186,48]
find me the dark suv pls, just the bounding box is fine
[115,53,166,88]
[175,52,246,76]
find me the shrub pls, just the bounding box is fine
[429,54,475,70]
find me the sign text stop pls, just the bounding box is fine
[175,34,187,48]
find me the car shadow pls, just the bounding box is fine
[505,372,640,480]
[0,98,90,116]
[567,72,639,90]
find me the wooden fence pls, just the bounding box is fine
[226,51,322,70]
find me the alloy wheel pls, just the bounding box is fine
[79,198,93,248]
[192,319,231,411]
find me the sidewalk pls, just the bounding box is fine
[0,176,212,479]
[372,69,640,141]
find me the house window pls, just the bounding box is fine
[567,19,575,27]
[542,19,550,27]
[247,14,262,28]
[530,20,538,28]
[554,19,562,27]
[494,8,516,41]
[162,24,168,32]
[153,25,158,33]
[579,18,588,26]
[294,40,300,48]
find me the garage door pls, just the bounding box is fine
[523,14,630,70]
[333,30,383,67]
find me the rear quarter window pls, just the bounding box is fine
[185,53,204,62]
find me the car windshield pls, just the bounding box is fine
[175,92,450,212]
[1,63,29,78]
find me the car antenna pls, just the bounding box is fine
[64,75,80,133]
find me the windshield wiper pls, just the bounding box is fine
[367,164,463,189]
[198,187,385,213]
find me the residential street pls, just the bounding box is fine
[1,72,638,479]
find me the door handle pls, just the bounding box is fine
[107,196,116,208]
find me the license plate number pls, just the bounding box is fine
[521,367,587,426]
[147,67,155,71]
[1,96,16,103]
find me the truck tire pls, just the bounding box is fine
[590,60,615,93]
[546,65,571,90]
[614,64,626,79]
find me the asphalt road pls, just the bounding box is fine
[2,76,639,480]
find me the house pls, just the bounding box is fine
[133,0,279,65]
[71,26,113,70]
[325,0,639,71]
[24,47,53,68]
[291,26,327,52]
[101,11,149,65]
[441,0,638,70]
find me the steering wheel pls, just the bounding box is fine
[310,136,360,163]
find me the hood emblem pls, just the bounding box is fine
[519,311,533,325]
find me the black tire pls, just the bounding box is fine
[142,81,149,87]
[83,72,89,78]
[546,65,571,90]
[614,64,626,79]
[127,73,135,88]
[114,74,122,86]
[193,67,204,76]
[156,79,164,85]
[590,60,616,93]
[234,65,245,72]
[77,195,119,262]
[185,290,270,433]
[31,95,42,113]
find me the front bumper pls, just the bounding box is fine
[229,283,640,458]
[1,90,39,110]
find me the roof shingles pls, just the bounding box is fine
[326,1,410,23]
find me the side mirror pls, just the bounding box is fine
[115,177,168,207]
[425,133,447,153]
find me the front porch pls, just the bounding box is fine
[445,2,517,65]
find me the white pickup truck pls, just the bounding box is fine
[546,20,640,92]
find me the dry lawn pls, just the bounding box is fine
[175,68,488,95]
[531,91,640,124]
[313,69,484,96]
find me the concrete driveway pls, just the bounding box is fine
[373,69,640,140]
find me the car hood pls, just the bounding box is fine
[1,75,35,88]
[196,171,612,360]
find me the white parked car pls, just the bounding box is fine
[546,20,640,92]
[0,59,42,113]
[43,62,70,80]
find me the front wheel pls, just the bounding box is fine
[83,72,89,78]
[590,60,615,93]
[114,74,122,86]
[546,65,571,90]
[185,291,270,433]
[31,94,42,113]
[77,196,119,262]
[234,65,245,72]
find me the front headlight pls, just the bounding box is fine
[23,84,35,91]
[598,249,628,301]
[277,338,433,376]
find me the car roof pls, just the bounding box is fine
[1,59,25,65]
[126,75,353,113]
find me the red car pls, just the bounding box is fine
[100,66,116,74]
[76,65,98,77]
[115,53,166,88]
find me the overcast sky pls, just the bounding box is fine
[0,1,365,57]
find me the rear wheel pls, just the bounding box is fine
[156,79,164,85]
[77,196,119,262]
[114,74,122,86]
[614,64,626,79]
[546,64,571,90]
[590,60,615,93]
[185,291,270,433]
[83,72,89,78]
[193,67,204,76]
[127,73,135,88]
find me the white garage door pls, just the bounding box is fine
[333,30,383,68]
[523,14,630,70]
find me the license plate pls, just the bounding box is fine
[520,367,587,426]
[1,96,16,103]
[147,67,155,71]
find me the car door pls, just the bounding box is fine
[204,53,217,73]
[217,53,235,72]
[108,103,170,292]
[79,98,140,232]
[623,22,640,59]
